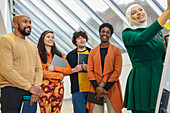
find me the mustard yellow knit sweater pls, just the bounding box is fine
[0,33,43,91]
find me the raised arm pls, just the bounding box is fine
[158,0,170,27]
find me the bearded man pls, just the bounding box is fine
[0,14,43,113]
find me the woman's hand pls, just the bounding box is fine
[60,73,64,80]
[167,0,170,10]
[96,87,108,96]
[47,64,54,72]
[158,0,170,27]
[96,87,104,95]
[95,87,108,100]
[95,94,104,100]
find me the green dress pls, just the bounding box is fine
[123,20,166,111]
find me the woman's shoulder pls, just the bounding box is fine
[123,27,143,33]
[109,44,121,54]
[123,27,133,32]
[122,28,135,36]
[122,27,144,39]
[61,52,65,57]
[90,45,99,54]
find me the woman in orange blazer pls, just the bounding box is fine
[37,30,72,113]
[87,23,123,113]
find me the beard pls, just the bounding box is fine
[18,24,31,36]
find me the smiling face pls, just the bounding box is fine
[14,15,32,36]
[76,36,87,48]
[43,33,54,47]
[100,27,111,43]
[131,6,147,23]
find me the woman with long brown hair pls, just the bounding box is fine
[37,30,72,113]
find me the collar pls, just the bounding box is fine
[72,47,91,54]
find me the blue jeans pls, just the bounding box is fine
[72,92,89,113]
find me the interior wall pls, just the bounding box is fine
[0,1,12,111]
[120,53,132,95]
[121,53,132,113]
[0,10,6,36]
[0,0,12,34]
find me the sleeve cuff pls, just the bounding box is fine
[103,82,115,91]
[24,83,32,91]
[90,80,99,90]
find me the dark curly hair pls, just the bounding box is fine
[37,30,62,63]
[72,31,88,46]
[99,23,114,36]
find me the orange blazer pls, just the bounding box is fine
[87,44,123,113]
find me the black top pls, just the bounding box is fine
[100,47,108,73]
[90,47,115,92]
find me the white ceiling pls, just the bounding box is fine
[12,0,168,55]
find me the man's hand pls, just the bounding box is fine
[30,94,40,106]
[29,86,41,96]
[72,65,83,73]
[82,62,87,71]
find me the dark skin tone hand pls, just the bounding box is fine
[29,86,41,105]
[95,87,108,100]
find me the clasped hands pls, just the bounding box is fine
[47,64,64,80]
[29,86,41,106]
[73,62,87,73]
[95,87,108,100]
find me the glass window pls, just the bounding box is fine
[45,0,99,48]
[84,0,125,39]
[156,0,167,10]
[61,0,100,35]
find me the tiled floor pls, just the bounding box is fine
[35,99,74,113]
[61,99,73,113]
[0,99,131,113]
[61,99,132,113]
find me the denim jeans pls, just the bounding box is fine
[72,92,89,113]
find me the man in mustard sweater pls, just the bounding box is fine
[0,14,43,113]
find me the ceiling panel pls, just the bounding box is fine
[12,0,169,54]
